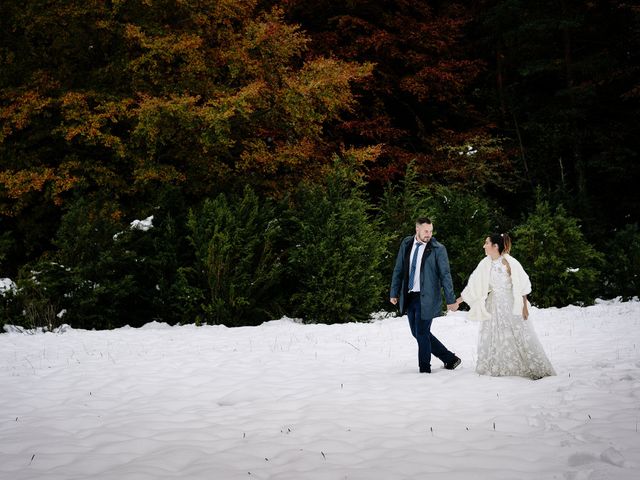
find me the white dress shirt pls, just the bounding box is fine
[409,239,426,292]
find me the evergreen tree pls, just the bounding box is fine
[512,195,603,307]
[1,188,192,330]
[187,186,284,326]
[286,159,389,323]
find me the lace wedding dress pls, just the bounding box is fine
[476,257,556,380]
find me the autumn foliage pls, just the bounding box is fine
[1,1,373,216]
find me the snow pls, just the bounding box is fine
[114,215,155,240]
[130,215,154,232]
[1,300,639,480]
[0,277,16,295]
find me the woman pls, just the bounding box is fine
[455,234,555,380]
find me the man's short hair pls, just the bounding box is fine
[415,217,432,225]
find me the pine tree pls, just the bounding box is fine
[512,195,603,307]
[187,186,284,326]
[286,159,389,323]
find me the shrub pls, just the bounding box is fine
[186,186,284,326]
[512,197,604,307]
[286,161,390,323]
[2,192,192,330]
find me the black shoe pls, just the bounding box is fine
[444,355,461,370]
[419,367,431,373]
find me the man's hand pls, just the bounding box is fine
[447,303,458,312]
[390,297,398,305]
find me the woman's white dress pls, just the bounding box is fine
[476,257,556,379]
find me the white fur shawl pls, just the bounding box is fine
[461,254,532,320]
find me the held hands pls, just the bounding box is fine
[449,297,464,312]
[446,297,466,313]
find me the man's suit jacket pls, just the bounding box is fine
[390,236,456,319]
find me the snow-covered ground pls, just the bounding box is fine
[1,300,639,480]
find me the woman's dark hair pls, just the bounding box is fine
[489,233,512,254]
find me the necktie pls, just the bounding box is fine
[408,243,422,292]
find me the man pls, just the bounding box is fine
[390,217,462,373]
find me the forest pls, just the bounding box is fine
[1,0,638,329]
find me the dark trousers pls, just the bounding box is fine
[406,293,455,370]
